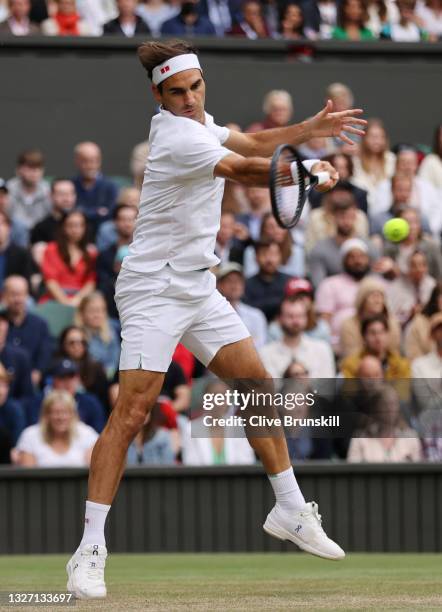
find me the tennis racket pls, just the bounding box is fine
[270,144,330,229]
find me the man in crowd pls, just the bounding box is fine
[0,178,28,246]
[97,204,137,319]
[73,142,118,233]
[30,178,77,245]
[0,0,39,35]
[0,313,33,400]
[0,211,35,288]
[305,182,369,254]
[315,238,373,351]
[243,240,292,322]
[3,275,52,387]
[0,362,25,447]
[7,149,51,230]
[216,262,268,348]
[246,90,294,133]
[308,186,374,288]
[103,0,151,36]
[161,2,216,36]
[260,296,335,378]
[235,186,271,241]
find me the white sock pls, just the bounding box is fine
[268,467,306,512]
[79,500,111,548]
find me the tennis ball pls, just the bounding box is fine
[383,218,410,242]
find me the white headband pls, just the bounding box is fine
[152,54,202,86]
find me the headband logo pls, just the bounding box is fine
[161,66,170,75]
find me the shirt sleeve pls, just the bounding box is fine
[171,121,231,180]
[16,426,37,454]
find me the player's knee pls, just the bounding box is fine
[111,393,153,438]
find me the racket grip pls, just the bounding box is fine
[315,171,330,186]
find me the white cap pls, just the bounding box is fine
[152,54,202,86]
[340,238,369,259]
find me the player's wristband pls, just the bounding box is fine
[289,159,320,185]
[302,159,320,173]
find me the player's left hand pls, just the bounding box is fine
[309,100,367,146]
[311,161,339,192]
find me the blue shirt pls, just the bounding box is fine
[0,398,25,445]
[0,345,33,399]
[7,312,52,374]
[73,173,118,226]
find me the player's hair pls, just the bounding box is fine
[137,40,199,90]
[361,313,389,337]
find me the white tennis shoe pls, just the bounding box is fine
[66,544,107,599]
[263,501,345,560]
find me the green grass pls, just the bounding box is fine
[0,554,441,611]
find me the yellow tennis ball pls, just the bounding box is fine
[383,218,410,242]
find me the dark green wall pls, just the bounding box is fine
[1,38,441,178]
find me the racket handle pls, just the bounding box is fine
[315,171,330,186]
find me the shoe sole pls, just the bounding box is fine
[263,517,345,561]
[66,560,107,600]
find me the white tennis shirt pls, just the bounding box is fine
[123,108,231,273]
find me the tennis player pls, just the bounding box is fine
[66,40,366,599]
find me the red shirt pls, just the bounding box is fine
[40,242,96,303]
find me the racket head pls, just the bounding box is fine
[270,144,318,229]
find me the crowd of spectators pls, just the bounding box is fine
[0,0,441,41]
[0,82,440,469]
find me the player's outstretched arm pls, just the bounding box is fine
[214,153,337,191]
[224,100,366,158]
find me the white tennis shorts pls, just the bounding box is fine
[115,265,250,372]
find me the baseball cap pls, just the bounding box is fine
[429,312,442,332]
[340,238,369,260]
[52,358,79,378]
[285,277,313,297]
[216,262,244,281]
[0,179,8,193]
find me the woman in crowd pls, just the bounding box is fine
[382,206,442,280]
[352,119,396,201]
[40,210,96,306]
[405,281,442,360]
[127,402,176,466]
[347,385,421,462]
[41,0,91,35]
[278,2,307,39]
[339,278,402,358]
[332,0,375,39]
[75,291,120,379]
[14,390,98,467]
[57,326,109,412]
[419,125,442,192]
